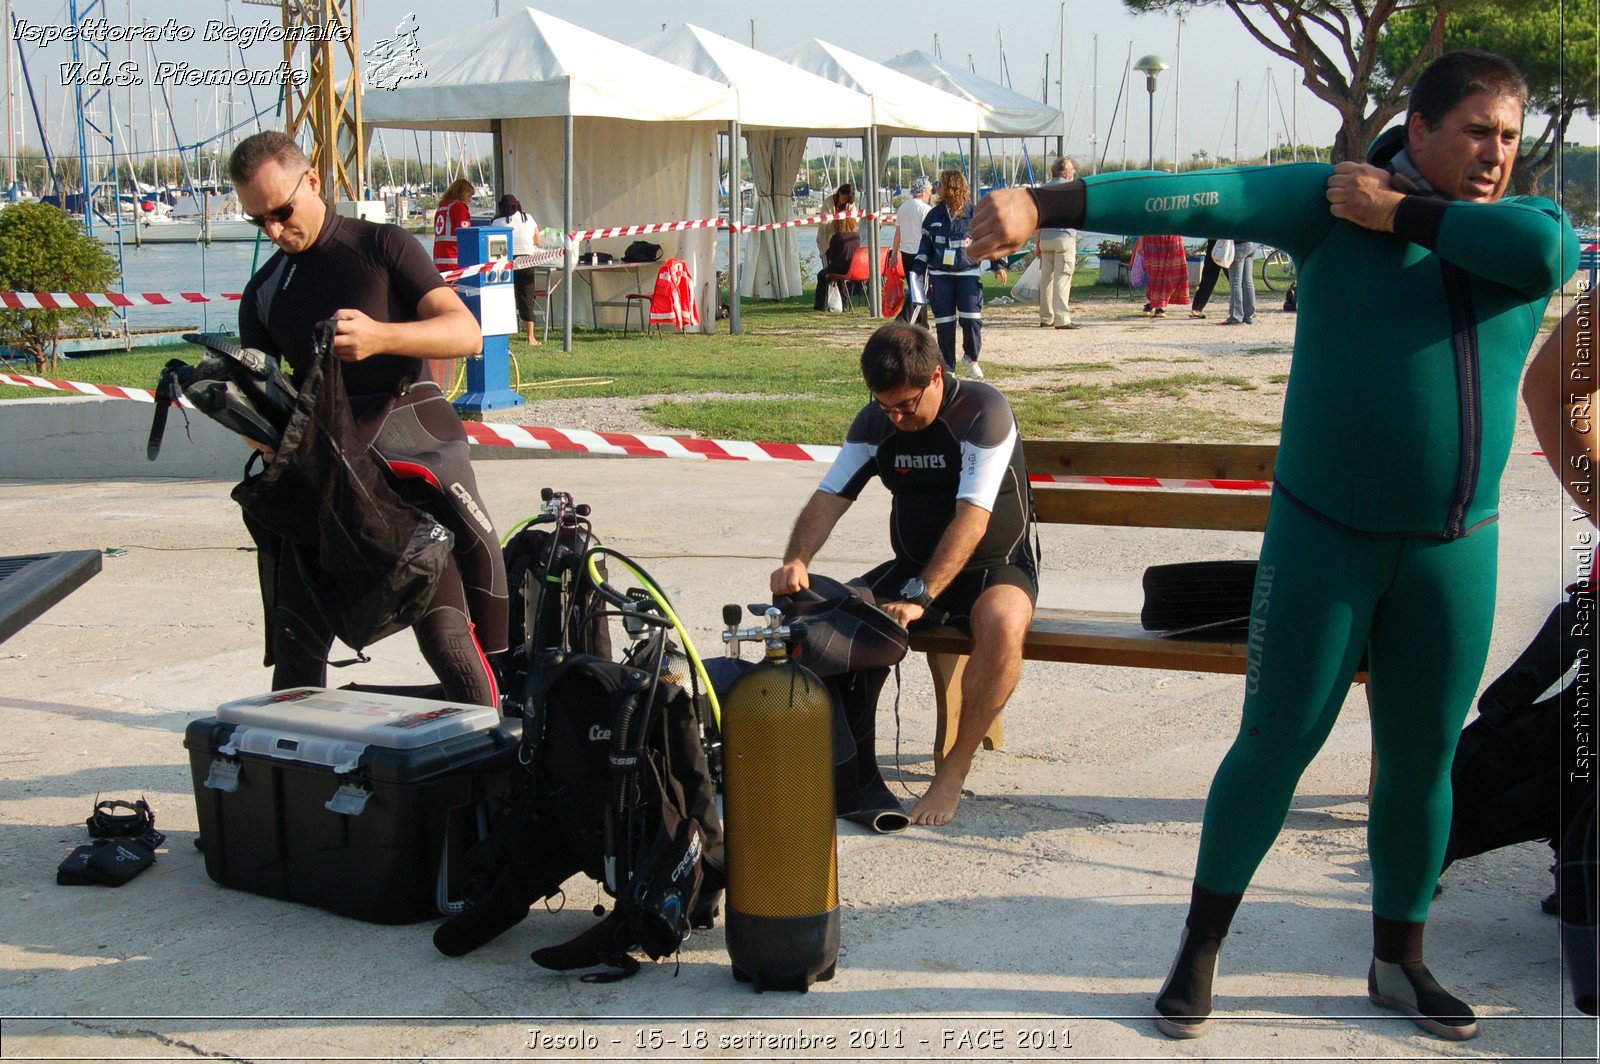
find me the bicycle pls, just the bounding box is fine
[1258,246,1296,292]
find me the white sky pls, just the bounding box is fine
[6,0,1594,172]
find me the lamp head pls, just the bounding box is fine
[1135,53,1169,92]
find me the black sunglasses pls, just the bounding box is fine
[872,382,928,416]
[247,169,308,228]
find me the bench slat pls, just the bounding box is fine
[911,609,1368,683]
[1022,440,1278,481]
[1033,486,1271,530]
[912,609,1249,673]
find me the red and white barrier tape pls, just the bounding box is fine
[0,291,244,308]
[1032,473,1274,492]
[0,210,906,305]
[465,422,841,463]
[0,370,174,404]
[0,369,1553,482]
[734,208,895,235]
[570,216,726,241]
[439,248,567,282]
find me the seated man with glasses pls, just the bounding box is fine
[229,130,509,709]
[770,323,1036,826]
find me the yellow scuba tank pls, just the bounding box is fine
[720,604,839,991]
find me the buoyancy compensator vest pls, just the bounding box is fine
[433,561,724,979]
[147,333,298,459]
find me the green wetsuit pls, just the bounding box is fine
[1033,162,1578,920]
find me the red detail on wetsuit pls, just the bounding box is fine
[469,621,498,711]
[385,460,441,490]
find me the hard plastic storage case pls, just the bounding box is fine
[184,688,520,924]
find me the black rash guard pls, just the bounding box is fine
[819,377,1030,569]
[239,211,442,394]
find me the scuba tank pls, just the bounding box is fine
[720,604,839,991]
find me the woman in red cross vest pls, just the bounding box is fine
[432,177,475,273]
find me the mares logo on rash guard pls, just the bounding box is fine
[1144,191,1219,213]
[894,454,947,471]
[450,482,494,534]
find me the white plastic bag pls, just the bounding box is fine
[1009,257,1042,303]
[825,281,844,313]
[1211,239,1236,269]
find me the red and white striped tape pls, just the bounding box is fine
[1032,473,1274,492]
[0,370,1551,483]
[465,421,842,462]
[0,210,906,305]
[570,216,726,241]
[0,370,175,404]
[0,291,244,309]
[734,208,895,235]
[439,248,568,282]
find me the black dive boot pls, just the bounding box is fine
[1155,928,1223,1038]
[1154,884,1241,1039]
[1367,959,1480,1041]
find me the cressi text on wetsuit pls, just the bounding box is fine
[1030,154,1579,922]
[818,376,1036,623]
[240,211,509,707]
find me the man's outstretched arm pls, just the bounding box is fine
[771,490,854,595]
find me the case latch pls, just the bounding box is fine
[203,757,241,792]
[325,781,372,816]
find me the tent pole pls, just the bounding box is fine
[968,131,979,206]
[490,120,503,199]
[729,119,741,334]
[563,113,573,353]
[865,127,880,318]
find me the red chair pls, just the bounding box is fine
[824,245,872,311]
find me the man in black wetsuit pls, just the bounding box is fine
[230,130,508,708]
[771,323,1035,826]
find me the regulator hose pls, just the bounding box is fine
[582,545,721,730]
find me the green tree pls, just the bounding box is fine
[1377,4,1598,195]
[0,203,119,372]
[1125,0,1452,162]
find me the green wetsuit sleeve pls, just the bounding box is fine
[1391,194,1579,298]
[1029,164,1337,260]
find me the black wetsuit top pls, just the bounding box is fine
[238,211,443,394]
[819,377,1030,568]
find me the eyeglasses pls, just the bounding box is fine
[247,169,308,228]
[872,383,928,417]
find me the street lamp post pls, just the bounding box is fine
[1134,54,1168,171]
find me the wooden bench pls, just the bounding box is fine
[910,440,1369,765]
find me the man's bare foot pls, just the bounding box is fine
[910,777,965,826]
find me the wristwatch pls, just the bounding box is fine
[899,576,934,608]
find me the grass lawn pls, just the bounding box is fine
[1,273,1280,443]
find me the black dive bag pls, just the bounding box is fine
[433,627,724,978]
[232,334,454,652]
[1446,588,1595,868]
[1444,583,1598,1015]
[497,489,612,706]
[147,333,298,459]
[776,573,911,832]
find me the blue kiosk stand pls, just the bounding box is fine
[453,225,525,416]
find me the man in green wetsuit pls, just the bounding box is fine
[969,50,1579,1041]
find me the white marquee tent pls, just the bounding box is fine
[633,24,875,302]
[772,39,983,311]
[362,7,738,346]
[883,51,1063,139]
